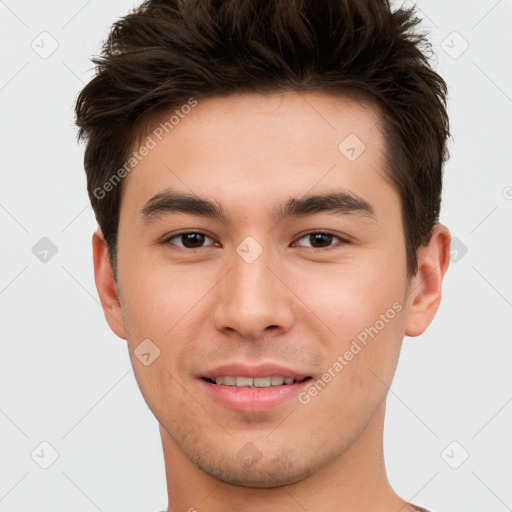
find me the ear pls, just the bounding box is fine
[92,229,127,339]
[404,223,451,337]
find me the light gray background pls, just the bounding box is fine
[1,1,511,511]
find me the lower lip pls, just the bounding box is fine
[200,378,312,413]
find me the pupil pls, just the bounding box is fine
[182,233,204,248]
[310,233,332,248]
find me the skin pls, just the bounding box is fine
[92,91,450,512]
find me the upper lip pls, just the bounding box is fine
[200,362,311,380]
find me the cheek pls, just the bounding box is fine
[290,252,406,330]
[291,249,407,388]
[127,356,192,430]
[119,259,210,340]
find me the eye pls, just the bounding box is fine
[163,230,346,251]
[164,231,216,249]
[294,231,346,249]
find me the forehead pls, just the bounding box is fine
[138,91,384,160]
[121,91,392,218]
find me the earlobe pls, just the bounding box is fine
[92,229,127,339]
[404,224,451,337]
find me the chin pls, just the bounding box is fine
[194,449,323,488]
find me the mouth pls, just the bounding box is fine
[199,372,314,413]
[199,362,315,412]
[202,375,313,387]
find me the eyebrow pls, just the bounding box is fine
[140,188,376,225]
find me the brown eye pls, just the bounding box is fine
[166,232,214,249]
[295,232,344,249]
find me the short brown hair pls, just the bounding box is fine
[75,0,450,277]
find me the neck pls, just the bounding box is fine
[160,402,411,512]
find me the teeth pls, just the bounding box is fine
[212,376,302,388]
[236,376,253,387]
[253,377,271,387]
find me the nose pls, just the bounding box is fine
[212,243,295,340]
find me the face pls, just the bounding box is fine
[95,91,447,488]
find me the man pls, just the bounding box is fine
[75,0,451,511]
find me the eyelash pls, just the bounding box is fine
[162,230,348,251]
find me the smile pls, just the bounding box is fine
[204,375,312,387]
